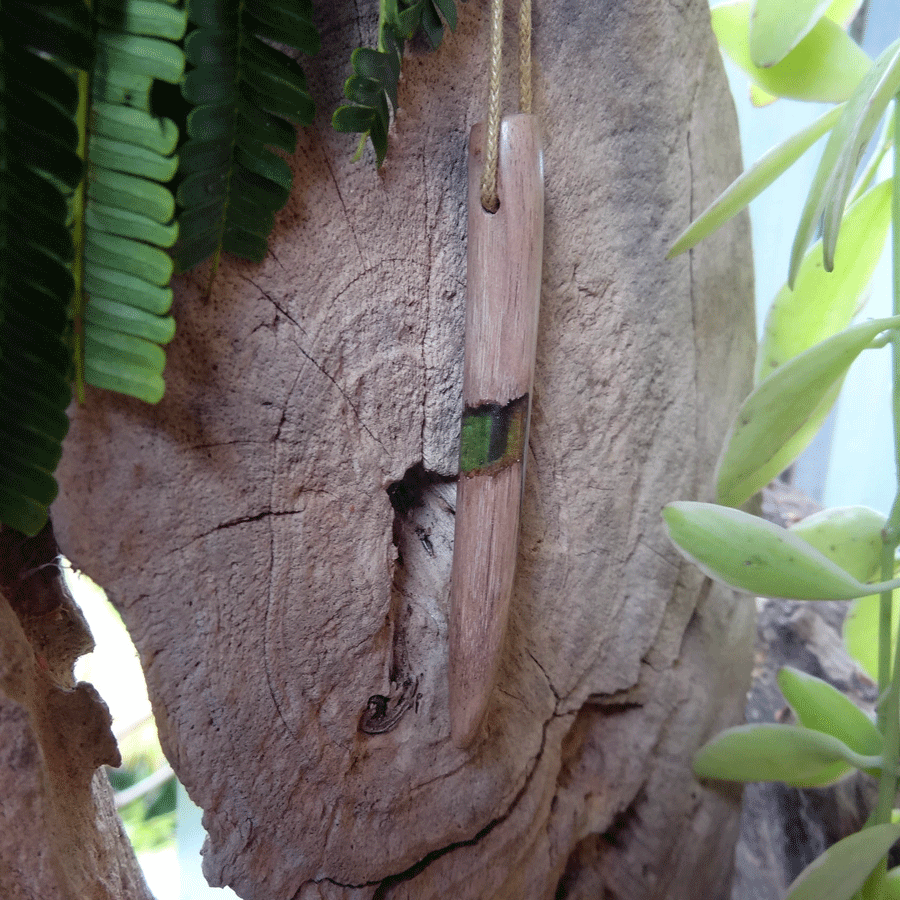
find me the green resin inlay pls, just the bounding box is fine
[459,394,529,476]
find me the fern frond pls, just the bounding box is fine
[5,1,95,70]
[169,0,320,272]
[81,0,186,404]
[0,0,94,535]
[333,0,456,167]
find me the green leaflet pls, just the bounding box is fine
[92,102,179,155]
[85,297,175,345]
[95,0,188,41]
[168,0,319,273]
[0,0,92,534]
[86,325,167,374]
[84,356,165,405]
[333,0,457,167]
[86,203,179,248]
[81,0,186,404]
[85,265,173,315]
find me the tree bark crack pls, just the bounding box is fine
[323,149,365,266]
[528,649,561,703]
[420,146,432,462]
[246,277,389,452]
[292,714,557,896]
[165,506,328,557]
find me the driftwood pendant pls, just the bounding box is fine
[449,114,544,748]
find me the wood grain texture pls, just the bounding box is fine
[450,115,544,747]
[51,1,757,897]
[463,116,544,406]
[450,464,522,745]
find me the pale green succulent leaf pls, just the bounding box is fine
[668,105,841,258]
[757,180,891,382]
[844,586,900,681]
[789,38,900,286]
[777,667,882,757]
[749,0,832,67]
[783,825,900,900]
[662,501,885,600]
[750,83,778,106]
[712,1,871,102]
[693,723,880,787]
[884,865,900,899]
[824,0,865,28]
[789,506,886,583]
[717,316,900,507]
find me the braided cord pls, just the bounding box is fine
[479,0,534,212]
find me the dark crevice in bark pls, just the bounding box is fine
[360,461,454,735]
[387,462,455,542]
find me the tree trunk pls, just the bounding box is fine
[0,525,152,900]
[50,0,755,897]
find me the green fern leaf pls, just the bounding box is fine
[95,0,190,41]
[7,46,80,115]
[5,1,94,70]
[333,0,456,166]
[246,1,321,55]
[80,0,185,404]
[0,0,92,534]
[169,0,319,272]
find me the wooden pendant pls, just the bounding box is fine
[449,114,544,748]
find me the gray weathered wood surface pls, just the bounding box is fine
[54,1,757,897]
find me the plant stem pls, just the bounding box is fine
[72,66,90,405]
[894,95,900,507]
[872,97,900,840]
[377,0,396,52]
[887,95,900,545]
[875,548,900,826]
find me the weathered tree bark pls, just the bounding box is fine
[51,1,756,897]
[0,525,153,900]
